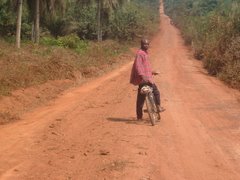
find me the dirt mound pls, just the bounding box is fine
[0,80,74,124]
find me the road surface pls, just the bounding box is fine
[0,4,240,180]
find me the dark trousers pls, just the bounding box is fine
[136,83,160,119]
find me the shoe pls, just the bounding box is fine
[157,106,165,112]
[137,118,143,121]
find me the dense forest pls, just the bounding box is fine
[0,0,160,45]
[164,0,240,88]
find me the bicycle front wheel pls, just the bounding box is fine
[145,93,158,126]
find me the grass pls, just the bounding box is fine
[0,112,20,125]
[0,38,132,96]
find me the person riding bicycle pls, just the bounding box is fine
[130,38,165,120]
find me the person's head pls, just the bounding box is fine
[141,38,150,51]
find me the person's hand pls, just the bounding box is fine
[141,75,149,83]
[152,71,160,75]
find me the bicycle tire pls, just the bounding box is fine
[145,93,158,126]
[150,93,161,122]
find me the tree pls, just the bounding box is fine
[16,0,23,48]
[77,0,126,41]
[27,0,67,44]
[97,0,126,41]
[34,0,40,43]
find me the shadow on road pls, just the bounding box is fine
[107,117,151,126]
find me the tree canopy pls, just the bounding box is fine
[0,0,160,43]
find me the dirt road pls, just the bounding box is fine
[1,4,240,180]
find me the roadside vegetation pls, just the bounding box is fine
[0,0,160,96]
[0,39,129,96]
[164,0,240,89]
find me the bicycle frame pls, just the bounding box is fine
[140,85,160,126]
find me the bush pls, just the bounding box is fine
[41,37,59,46]
[164,0,240,89]
[219,37,240,88]
[58,34,82,49]
[109,4,143,40]
[44,17,68,37]
[109,0,160,40]
[41,34,89,53]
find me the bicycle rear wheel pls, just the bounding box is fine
[145,93,158,126]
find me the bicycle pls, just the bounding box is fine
[140,85,161,126]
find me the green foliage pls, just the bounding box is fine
[109,3,144,40]
[0,0,160,41]
[109,0,160,40]
[0,39,130,95]
[0,0,33,39]
[164,0,240,88]
[68,0,160,40]
[41,37,58,46]
[219,37,240,88]
[70,6,97,39]
[57,34,85,49]
[43,17,67,37]
[41,34,89,54]
[0,1,16,36]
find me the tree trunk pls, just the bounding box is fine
[16,0,23,48]
[31,23,35,42]
[97,0,102,42]
[34,0,40,44]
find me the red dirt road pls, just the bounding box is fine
[1,5,240,180]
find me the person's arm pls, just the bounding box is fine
[152,71,160,75]
[135,54,149,83]
[135,54,144,75]
[141,75,149,82]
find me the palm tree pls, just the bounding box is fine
[77,0,126,41]
[16,0,23,48]
[5,0,22,48]
[27,0,67,44]
[35,0,40,44]
[97,0,126,41]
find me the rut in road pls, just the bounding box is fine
[0,3,240,180]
